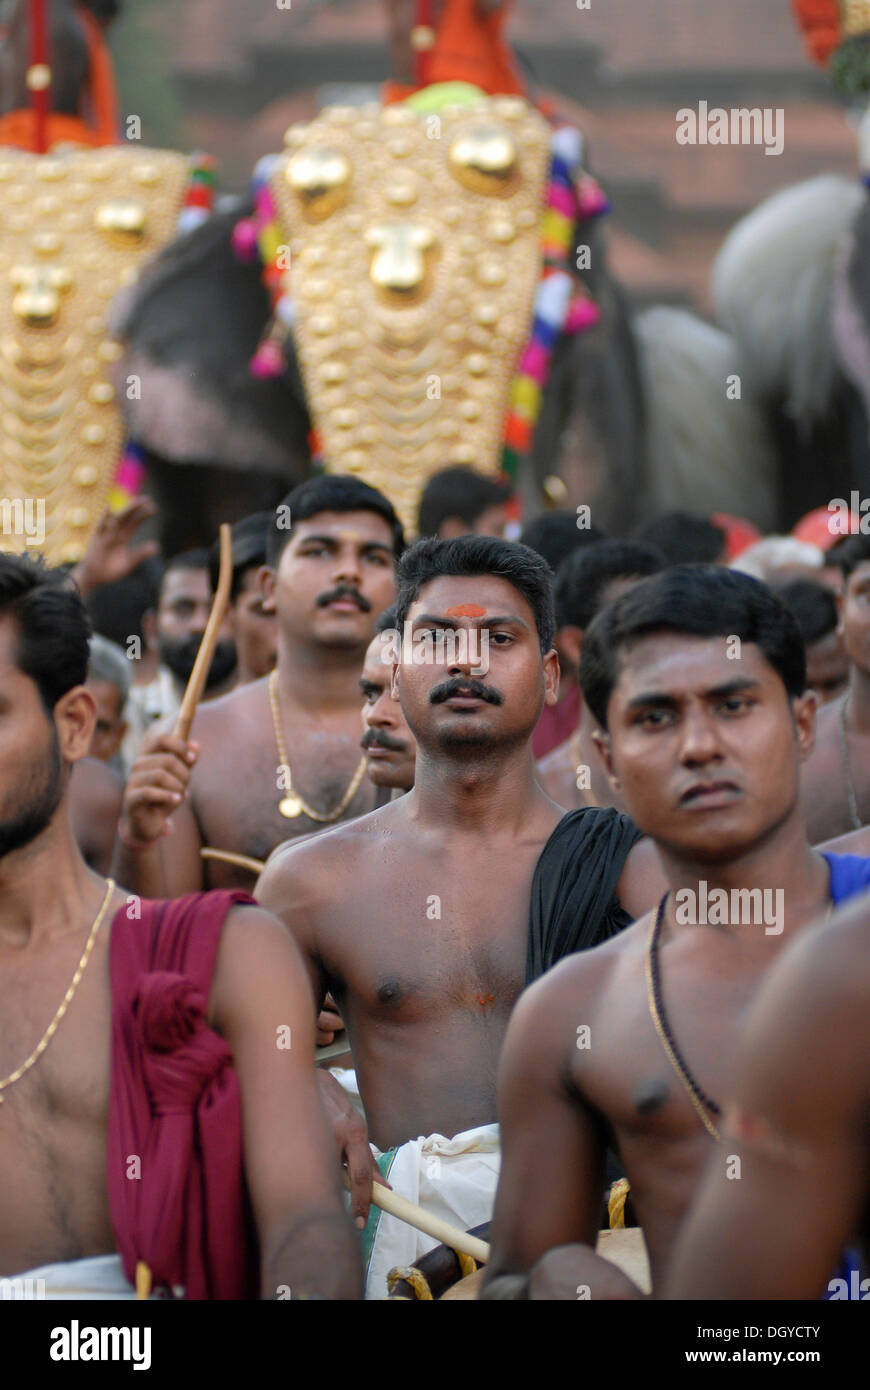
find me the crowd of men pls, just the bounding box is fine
[2,463,870,1301]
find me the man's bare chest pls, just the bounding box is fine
[322,847,541,1020]
[577,948,772,1145]
[192,723,374,864]
[0,936,111,1139]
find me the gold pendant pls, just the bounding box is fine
[279,795,304,819]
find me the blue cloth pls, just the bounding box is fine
[822,852,870,906]
[819,855,870,1298]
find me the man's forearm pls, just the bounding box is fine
[111,836,170,897]
[262,1207,363,1300]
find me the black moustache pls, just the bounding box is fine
[361,729,409,753]
[429,676,503,706]
[316,586,371,612]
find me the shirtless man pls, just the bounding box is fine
[114,476,402,895]
[0,553,360,1299]
[256,536,662,1293]
[537,540,664,810]
[360,606,417,797]
[667,889,870,1300]
[481,565,870,1300]
[801,533,870,841]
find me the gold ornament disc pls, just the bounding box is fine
[279,795,304,819]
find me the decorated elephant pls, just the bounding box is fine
[112,0,657,547]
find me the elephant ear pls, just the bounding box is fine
[111,205,311,479]
[713,174,864,428]
[833,195,870,434]
[531,214,648,535]
[632,307,777,532]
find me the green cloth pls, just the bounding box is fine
[361,1147,399,1279]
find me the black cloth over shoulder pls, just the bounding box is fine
[526,807,642,984]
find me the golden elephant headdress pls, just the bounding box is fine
[237,92,607,536]
[0,145,214,562]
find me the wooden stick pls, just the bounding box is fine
[173,523,232,742]
[200,847,266,876]
[135,1260,152,1300]
[365,1177,491,1264]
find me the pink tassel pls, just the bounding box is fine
[566,297,601,333]
[232,218,260,263]
[250,339,286,378]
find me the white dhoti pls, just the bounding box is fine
[364,1122,500,1300]
[1,1254,162,1299]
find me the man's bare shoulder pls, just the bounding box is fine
[777,894,870,1002]
[523,911,651,1017]
[186,678,266,738]
[258,798,408,896]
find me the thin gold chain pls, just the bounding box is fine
[644,900,722,1143]
[268,670,367,823]
[644,892,835,1145]
[0,878,116,1102]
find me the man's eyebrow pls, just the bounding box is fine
[359,677,384,694]
[295,532,337,547]
[297,532,392,553]
[625,677,764,711]
[411,612,529,627]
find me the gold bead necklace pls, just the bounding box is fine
[0,878,116,1103]
[268,670,367,822]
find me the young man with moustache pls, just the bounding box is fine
[114,476,402,896]
[0,554,361,1300]
[256,536,664,1297]
[481,566,870,1300]
[359,606,417,799]
[801,533,870,841]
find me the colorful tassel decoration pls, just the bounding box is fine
[176,153,216,235]
[500,124,607,479]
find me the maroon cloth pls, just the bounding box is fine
[532,683,581,759]
[107,890,260,1299]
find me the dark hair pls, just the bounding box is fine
[829,531,870,581]
[775,578,839,648]
[580,565,807,729]
[0,553,91,713]
[395,535,555,653]
[374,604,398,634]
[417,467,512,538]
[86,554,161,647]
[159,548,211,603]
[636,511,726,566]
[520,510,607,574]
[209,511,271,602]
[267,475,405,568]
[555,539,665,630]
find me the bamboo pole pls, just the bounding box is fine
[173,523,232,741]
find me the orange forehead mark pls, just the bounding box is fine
[335,530,363,544]
[446,603,486,618]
